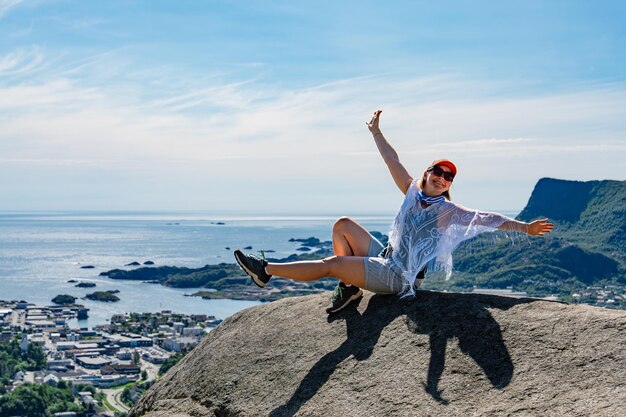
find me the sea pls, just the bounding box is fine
[0,211,395,329]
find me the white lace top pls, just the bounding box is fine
[388,179,513,294]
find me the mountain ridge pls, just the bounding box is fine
[517,177,625,255]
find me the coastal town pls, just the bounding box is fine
[0,299,221,416]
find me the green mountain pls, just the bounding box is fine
[429,178,626,302]
[518,178,625,259]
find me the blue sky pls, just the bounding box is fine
[1,0,625,214]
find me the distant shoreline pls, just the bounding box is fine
[99,235,346,302]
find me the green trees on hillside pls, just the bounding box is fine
[159,353,185,376]
[0,383,85,417]
[0,337,46,385]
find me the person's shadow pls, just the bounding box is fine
[269,291,540,417]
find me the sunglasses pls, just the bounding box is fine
[427,165,455,182]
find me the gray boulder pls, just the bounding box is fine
[130,291,625,417]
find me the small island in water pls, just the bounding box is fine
[85,290,120,302]
[52,294,77,305]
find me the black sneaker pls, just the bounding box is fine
[234,249,272,288]
[326,282,363,314]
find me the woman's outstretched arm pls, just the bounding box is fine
[367,109,413,195]
[452,204,554,236]
[497,218,554,236]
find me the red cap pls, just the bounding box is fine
[429,159,457,176]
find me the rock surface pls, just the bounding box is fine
[129,291,625,417]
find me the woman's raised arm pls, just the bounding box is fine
[367,110,413,194]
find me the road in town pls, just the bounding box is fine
[141,358,160,382]
[103,387,130,414]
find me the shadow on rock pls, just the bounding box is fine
[270,291,538,417]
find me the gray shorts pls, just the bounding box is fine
[363,237,407,294]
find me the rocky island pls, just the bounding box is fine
[85,290,120,302]
[51,294,77,305]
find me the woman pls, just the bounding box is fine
[234,110,553,313]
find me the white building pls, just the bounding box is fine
[163,336,199,352]
[115,349,133,360]
[182,327,204,337]
[106,333,153,347]
[44,374,60,386]
[0,309,12,319]
[56,341,76,350]
[141,348,169,364]
[29,334,46,346]
[158,324,173,333]
[76,356,112,369]
[62,373,129,388]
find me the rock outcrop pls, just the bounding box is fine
[129,291,625,417]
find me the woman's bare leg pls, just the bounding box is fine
[265,256,366,288]
[331,216,373,292]
[332,217,374,257]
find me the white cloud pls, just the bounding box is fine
[1,48,625,211]
[0,0,23,19]
[407,137,626,157]
[0,46,45,77]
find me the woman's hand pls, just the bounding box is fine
[367,109,383,135]
[527,219,554,236]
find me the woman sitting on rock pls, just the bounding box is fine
[234,110,553,313]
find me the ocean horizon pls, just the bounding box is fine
[0,210,397,328]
